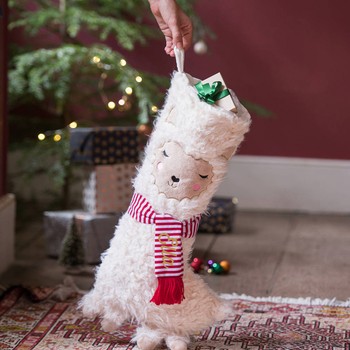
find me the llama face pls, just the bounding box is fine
[153,141,213,200]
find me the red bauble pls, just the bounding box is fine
[190,257,203,273]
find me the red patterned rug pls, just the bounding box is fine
[1,286,350,349]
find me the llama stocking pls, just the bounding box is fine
[80,48,251,350]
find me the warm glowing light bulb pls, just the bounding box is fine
[120,59,127,66]
[151,105,158,113]
[92,56,101,63]
[53,134,62,142]
[125,87,133,95]
[118,99,125,106]
[38,133,46,141]
[69,121,78,129]
[135,76,142,83]
[108,101,116,110]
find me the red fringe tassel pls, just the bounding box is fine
[150,277,185,305]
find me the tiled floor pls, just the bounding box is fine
[1,210,350,300]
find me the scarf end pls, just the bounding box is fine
[150,277,185,305]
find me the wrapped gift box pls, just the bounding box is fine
[83,164,136,214]
[199,72,237,112]
[70,127,139,165]
[198,197,237,234]
[43,211,121,264]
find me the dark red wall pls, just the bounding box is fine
[126,0,350,160]
[10,1,350,160]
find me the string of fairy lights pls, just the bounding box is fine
[37,121,78,141]
[37,56,158,142]
[94,56,158,114]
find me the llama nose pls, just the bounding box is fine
[171,175,180,183]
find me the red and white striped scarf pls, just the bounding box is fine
[127,193,201,305]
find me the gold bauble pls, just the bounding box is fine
[219,260,231,273]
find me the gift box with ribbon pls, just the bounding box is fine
[82,164,137,214]
[70,127,139,165]
[195,72,237,112]
[198,196,238,234]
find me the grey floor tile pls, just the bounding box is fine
[193,211,295,297]
[269,214,350,300]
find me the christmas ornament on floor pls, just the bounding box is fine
[191,258,231,275]
[80,47,251,350]
[190,257,204,273]
[207,260,231,275]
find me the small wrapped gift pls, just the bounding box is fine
[70,127,139,165]
[70,128,93,164]
[43,210,121,264]
[83,164,136,214]
[195,72,237,112]
[198,196,237,234]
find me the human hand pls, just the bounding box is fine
[148,0,193,57]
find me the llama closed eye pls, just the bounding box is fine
[163,150,169,157]
[199,174,208,179]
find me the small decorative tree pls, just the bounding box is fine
[59,216,85,268]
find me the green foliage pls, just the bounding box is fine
[10,5,159,49]
[8,0,208,210]
[9,7,61,36]
[9,45,168,116]
[10,128,74,212]
[59,216,85,267]
[17,130,70,188]
[8,0,206,125]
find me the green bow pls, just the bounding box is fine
[195,81,230,105]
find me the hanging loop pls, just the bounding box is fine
[174,46,185,73]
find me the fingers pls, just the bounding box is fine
[165,17,183,57]
[170,24,183,51]
[181,21,193,52]
[149,0,193,56]
[164,37,174,56]
[168,11,192,53]
[166,20,192,56]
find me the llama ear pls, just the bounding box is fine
[165,107,177,125]
[222,146,237,160]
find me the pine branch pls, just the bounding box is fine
[9,44,169,121]
[9,0,212,124]
[9,7,61,35]
[9,2,159,49]
[65,7,159,49]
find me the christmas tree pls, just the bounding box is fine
[59,216,85,267]
[8,0,207,127]
[8,0,209,210]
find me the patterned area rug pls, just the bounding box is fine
[1,286,350,349]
